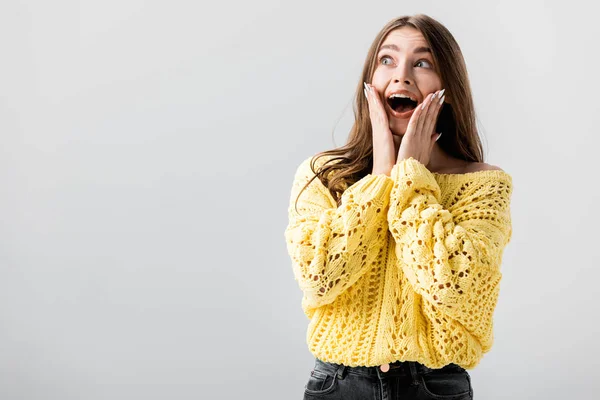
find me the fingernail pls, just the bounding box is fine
[436,132,443,141]
[364,82,368,91]
[439,88,445,97]
[439,95,445,105]
[364,88,368,99]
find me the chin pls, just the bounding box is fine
[390,126,405,136]
[389,121,407,136]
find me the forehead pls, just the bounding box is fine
[379,27,427,50]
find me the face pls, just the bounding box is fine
[371,26,443,136]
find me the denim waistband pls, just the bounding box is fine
[313,357,465,380]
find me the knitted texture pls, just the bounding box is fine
[284,154,513,369]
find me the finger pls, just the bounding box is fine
[422,90,443,137]
[406,92,428,135]
[429,132,439,154]
[367,84,382,108]
[365,83,377,107]
[365,90,376,125]
[364,84,374,117]
[414,92,434,137]
[431,94,445,135]
[364,82,371,104]
[367,84,389,127]
[431,92,445,131]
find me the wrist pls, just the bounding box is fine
[372,167,392,176]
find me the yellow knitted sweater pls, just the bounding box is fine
[284,154,513,370]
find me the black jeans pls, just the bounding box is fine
[303,357,473,400]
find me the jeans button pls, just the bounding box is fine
[380,363,390,372]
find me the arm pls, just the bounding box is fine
[284,156,393,317]
[387,157,513,336]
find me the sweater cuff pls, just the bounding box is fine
[390,157,440,196]
[343,173,394,203]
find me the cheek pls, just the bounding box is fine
[370,69,389,85]
[416,76,443,91]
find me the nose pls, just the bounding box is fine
[392,72,412,85]
[393,78,412,85]
[391,63,414,86]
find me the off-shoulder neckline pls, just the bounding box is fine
[431,169,511,180]
[431,168,508,176]
[308,154,512,181]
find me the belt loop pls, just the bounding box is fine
[408,362,419,386]
[336,364,347,380]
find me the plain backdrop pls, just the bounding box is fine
[1,1,599,399]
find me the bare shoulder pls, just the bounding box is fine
[464,162,504,173]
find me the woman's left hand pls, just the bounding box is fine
[397,88,445,166]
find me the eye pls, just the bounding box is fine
[416,59,433,68]
[379,55,393,65]
[378,55,433,69]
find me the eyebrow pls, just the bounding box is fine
[379,44,431,54]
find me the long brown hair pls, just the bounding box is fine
[294,13,484,212]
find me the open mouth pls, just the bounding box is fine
[386,96,418,114]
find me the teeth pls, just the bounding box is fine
[388,93,417,102]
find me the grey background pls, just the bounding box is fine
[1,0,598,399]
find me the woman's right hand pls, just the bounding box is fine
[364,82,396,176]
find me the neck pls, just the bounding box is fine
[393,135,456,173]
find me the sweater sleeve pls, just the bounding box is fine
[387,157,513,335]
[284,156,393,318]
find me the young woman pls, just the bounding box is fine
[284,14,513,400]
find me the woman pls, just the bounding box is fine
[284,14,513,400]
